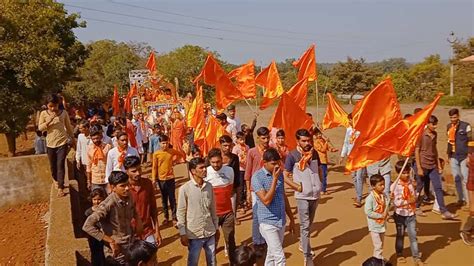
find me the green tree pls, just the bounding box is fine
[372,57,409,73]
[0,0,87,156]
[452,37,474,107]
[408,54,449,101]
[65,40,142,106]
[329,57,381,101]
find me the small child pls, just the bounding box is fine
[364,174,390,262]
[34,130,47,155]
[391,161,423,265]
[235,245,257,266]
[84,188,107,266]
[148,124,162,160]
[232,132,250,211]
[460,141,474,246]
[313,129,338,194]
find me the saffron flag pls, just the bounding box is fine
[364,93,443,157]
[112,84,120,116]
[194,54,242,110]
[186,85,204,128]
[146,52,156,73]
[204,115,226,155]
[228,60,256,99]
[293,44,317,82]
[322,93,349,130]
[269,93,314,149]
[346,77,402,172]
[286,78,309,112]
[256,61,284,110]
[124,83,138,113]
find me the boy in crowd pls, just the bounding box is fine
[86,127,112,191]
[105,131,139,184]
[177,157,219,266]
[233,132,250,211]
[151,135,185,226]
[82,171,143,264]
[313,128,338,195]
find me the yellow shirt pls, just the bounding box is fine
[151,148,184,181]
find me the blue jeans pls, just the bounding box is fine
[251,191,266,245]
[416,168,447,213]
[394,213,419,260]
[352,168,366,202]
[321,164,328,192]
[451,158,469,203]
[187,236,216,266]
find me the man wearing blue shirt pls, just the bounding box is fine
[252,148,295,266]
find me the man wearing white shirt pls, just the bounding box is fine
[105,131,139,184]
[76,120,91,170]
[226,104,241,133]
[216,113,237,142]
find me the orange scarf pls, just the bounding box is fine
[257,144,267,167]
[239,143,248,164]
[297,146,313,171]
[372,191,386,224]
[117,145,127,167]
[399,180,415,211]
[92,144,105,165]
[448,123,457,152]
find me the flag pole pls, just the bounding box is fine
[315,79,319,124]
[244,98,256,114]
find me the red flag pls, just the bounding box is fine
[194,54,242,110]
[293,44,317,81]
[228,60,256,99]
[269,93,313,149]
[364,93,443,157]
[112,84,120,116]
[146,51,156,73]
[124,83,138,113]
[322,93,349,130]
[346,78,403,171]
[256,61,284,110]
[286,78,308,112]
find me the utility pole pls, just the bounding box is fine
[447,31,458,96]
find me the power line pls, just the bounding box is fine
[65,3,319,43]
[81,16,307,48]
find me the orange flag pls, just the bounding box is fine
[346,77,402,172]
[203,115,226,155]
[293,44,317,82]
[146,51,156,73]
[256,61,284,110]
[194,54,242,110]
[124,83,138,113]
[112,84,120,116]
[269,93,314,149]
[286,78,308,112]
[228,60,256,99]
[322,93,349,130]
[364,93,443,157]
[186,85,204,128]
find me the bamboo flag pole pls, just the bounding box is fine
[244,98,256,114]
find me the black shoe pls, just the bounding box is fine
[457,200,467,207]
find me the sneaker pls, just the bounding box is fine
[422,197,434,205]
[431,209,441,215]
[397,256,407,264]
[441,211,457,220]
[416,208,427,217]
[460,231,474,246]
[299,244,316,257]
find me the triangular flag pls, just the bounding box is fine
[364,93,443,157]
[322,93,349,130]
[194,54,243,110]
[112,84,120,116]
[269,93,313,149]
[228,60,256,99]
[256,61,284,110]
[286,78,308,112]
[204,115,226,155]
[146,51,156,73]
[124,83,138,113]
[293,44,317,82]
[346,77,402,172]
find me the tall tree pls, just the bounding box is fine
[452,37,474,107]
[408,54,449,101]
[65,40,142,106]
[0,0,87,156]
[329,57,381,101]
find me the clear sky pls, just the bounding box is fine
[61,0,473,65]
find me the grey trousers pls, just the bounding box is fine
[296,199,319,263]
